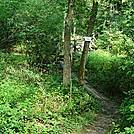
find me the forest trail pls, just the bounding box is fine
[80,100,120,134]
[72,72,121,134]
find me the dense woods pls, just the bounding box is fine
[0,0,133,133]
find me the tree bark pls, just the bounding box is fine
[78,0,98,85]
[63,0,75,86]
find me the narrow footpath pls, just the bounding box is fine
[81,99,120,134]
[72,72,121,134]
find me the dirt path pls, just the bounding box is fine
[82,81,121,134]
[81,100,120,134]
[72,72,121,134]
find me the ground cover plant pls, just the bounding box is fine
[0,52,100,134]
[0,0,134,133]
[111,90,134,134]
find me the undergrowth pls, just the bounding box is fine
[0,52,100,134]
[111,90,134,134]
[74,49,134,96]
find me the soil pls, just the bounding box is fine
[71,71,121,134]
[81,100,120,134]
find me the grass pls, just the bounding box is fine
[0,52,100,134]
[84,49,133,96]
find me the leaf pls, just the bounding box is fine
[129,105,134,112]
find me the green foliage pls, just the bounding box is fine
[74,0,91,35]
[111,90,134,134]
[119,126,134,134]
[0,52,99,133]
[0,0,64,66]
[0,0,23,49]
[120,90,134,128]
[22,0,64,65]
[96,0,134,45]
[85,50,119,94]
[84,50,134,95]
[111,123,134,134]
[96,31,134,57]
[90,0,134,104]
[119,0,134,39]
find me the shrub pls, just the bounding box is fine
[0,0,64,66]
[85,50,134,95]
[0,52,99,133]
[120,90,134,128]
[112,90,134,134]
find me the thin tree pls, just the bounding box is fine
[63,0,75,86]
[78,0,98,85]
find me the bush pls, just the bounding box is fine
[0,52,99,133]
[120,90,134,128]
[0,0,64,66]
[85,49,134,95]
[96,31,134,57]
[119,126,134,134]
[112,90,134,134]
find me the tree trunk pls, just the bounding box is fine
[63,0,75,86]
[78,0,98,85]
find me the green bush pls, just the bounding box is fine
[96,31,134,57]
[119,126,134,134]
[0,52,99,133]
[20,0,64,66]
[0,0,64,66]
[112,90,134,134]
[120,90,134,128]
[85,49,134,95]
[0,0,24,49]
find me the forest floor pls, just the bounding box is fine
[72,76,121,134]
[80,99,120,134]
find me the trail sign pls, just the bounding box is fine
[83,37,92,42]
